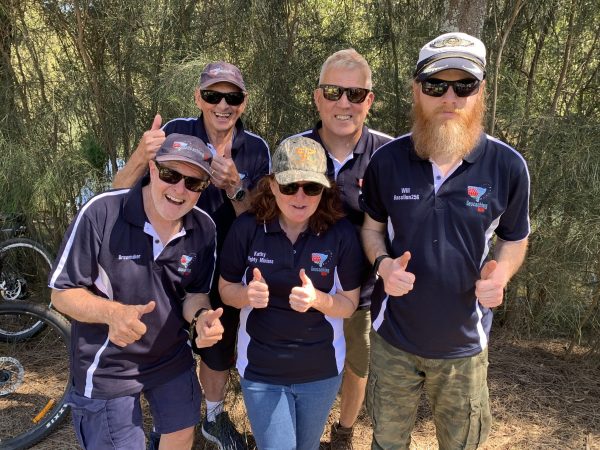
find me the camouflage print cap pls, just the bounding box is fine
[155,133,212,176]
[272,136,331,187]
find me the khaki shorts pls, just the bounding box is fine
[344,308,371,378]
[367,331,491,450]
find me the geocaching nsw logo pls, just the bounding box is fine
[311,252,332,276]
[178,254,196,276]
[466,185,491,213]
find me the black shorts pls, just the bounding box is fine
[193,290,240,371]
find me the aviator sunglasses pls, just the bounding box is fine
[278,182,325,196]
[319,84,371,104]
[200,90,246,106]
[420,78,481,98]
[154,161,210,192]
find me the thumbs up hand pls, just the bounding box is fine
[247,268,269,308]
[136,114,165,163]
[195,308,225,348]
[475,260,505,308]
[289,269,317,313]
[379,252,415,297]
[108,300,156,347]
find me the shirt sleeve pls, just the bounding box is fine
[48,205,103,291]
[495,157,530,241]
[246,141,271,191]
[359,152,389,223]
[185,229,217,294]
[219,214,253,283]
[334,220,365,292]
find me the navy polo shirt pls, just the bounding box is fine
[163,116,270,246]
[293,122,393,307]
[359,133,530,358]
[49,178,217,399]
[220,213,364,384]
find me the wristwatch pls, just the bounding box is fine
[373,254,392,276]
[188,307,208,340]
[226,184,246,202]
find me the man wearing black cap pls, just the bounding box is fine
[359,32,530,449]
[49,134,225,450]
[114,61,269,449]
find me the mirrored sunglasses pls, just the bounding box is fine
[154,161,210,192]
[319,84,370,104]
[420,78,481,98]
[200,90,246,106]
[278,182,324,196]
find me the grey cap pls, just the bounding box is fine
[272,136,331,188]
[199,61,246,91]
[414,32,486,81]
[155,134,212,176]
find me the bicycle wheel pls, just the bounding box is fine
[0,239,54,340]
[0,302,71,450]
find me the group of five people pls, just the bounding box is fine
[49,31,530,450]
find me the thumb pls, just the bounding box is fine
[299,268,312,287]
[137,301,156,317]
[253,267,262,283]
[397,251,411,270]
[480,260,497,280]
[205,307,224,326]
[150,114,162,131]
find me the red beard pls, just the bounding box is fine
[411,93,485,161]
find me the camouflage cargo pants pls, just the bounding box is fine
[366,331,491,450]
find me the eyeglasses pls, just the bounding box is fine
[200,90,246,106]
[319,84,370,104]
[278,182,324,196]
[420,78,481,98]
[154,161,210,192]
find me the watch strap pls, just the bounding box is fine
[188,307,209,340]
[373,254,391,276]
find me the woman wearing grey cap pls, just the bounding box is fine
[218,136,364,450]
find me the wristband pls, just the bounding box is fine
[373,254,392,276]
[188,307,208,340]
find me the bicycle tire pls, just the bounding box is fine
[0,239,54,340]
[0,302,71,450]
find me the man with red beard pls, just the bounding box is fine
[359,33,530,449]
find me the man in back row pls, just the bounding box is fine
[114,61,270,449]
[295,48,392,450]
[360,32,530,449]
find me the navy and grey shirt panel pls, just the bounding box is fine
[49,179,217,399]
[359,133,530,359]
[219,213,364,384]
[293,123,393,308]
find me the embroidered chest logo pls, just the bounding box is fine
[466,185,491,213]
[248,251,274,265]
[178,254,195,276]
[311,251,332,276]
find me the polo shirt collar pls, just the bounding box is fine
[408,131,487,164]
[313,121,369,155]
[122,175,196,232]
[197,114,246,158]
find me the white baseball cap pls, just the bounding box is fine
[414,32,486,81]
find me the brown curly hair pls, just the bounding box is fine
[250,175,345,234]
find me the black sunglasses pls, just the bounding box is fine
[154,161,210,192]
[278,182,324,196]
[319,84,370,104]
[200,90,246,106]
[420,78,481,98]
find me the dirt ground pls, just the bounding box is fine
[29,328,600,450]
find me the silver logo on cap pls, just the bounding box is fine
[431,37,474,48]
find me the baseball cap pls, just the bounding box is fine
[272,136,331,188]
[199,61,246,91]
[155,134,212,176]
[414,32,486,81]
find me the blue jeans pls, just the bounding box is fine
[241,374,342,450]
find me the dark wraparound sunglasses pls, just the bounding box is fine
[278,182,324,196]
[154,161,210,192]
[420,78,481,98]
[200,90,246,106]
[319,84,370,104]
